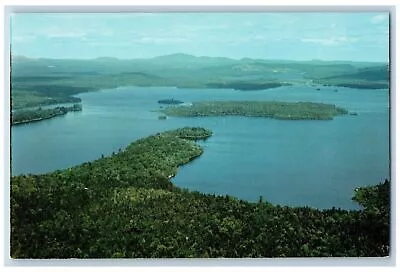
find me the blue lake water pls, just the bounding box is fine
[11,85,390,209]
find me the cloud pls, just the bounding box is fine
[371,14,387,24]
[45,31,87,38]
[24,24,116,41]
[12,34,36,43]
[252,35,267,41]
[33,26,87,39]
[88,41,132,47]
[127,26,197,45]
[136,36,189,44]
[98,29,114,36]
[301,36,358,46]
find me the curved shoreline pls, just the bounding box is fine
[12,112,67,126]
[11,83,383,126]
[11,104,82,126]
[10,127,390,258]
[160,100,349,120]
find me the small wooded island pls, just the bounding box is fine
[11,104,82,125]
[158,98,184,105]
[160,101,349,120]
[205,81,290,91]
[11,127,389,258]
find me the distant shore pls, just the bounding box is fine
[12,104,82,126]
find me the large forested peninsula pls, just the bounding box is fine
[11,127,389,258]
[160,101,349,120]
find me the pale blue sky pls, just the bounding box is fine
[10,12,389,62]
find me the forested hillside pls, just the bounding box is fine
[312,65,389,89]
[10,55,389,110]
[10,127,390,258]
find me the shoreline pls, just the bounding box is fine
[12,112,66,126]
[11,83,389,117]
[11,104,82,126]
[10,127,390,258]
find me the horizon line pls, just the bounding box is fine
[10,53,388,64]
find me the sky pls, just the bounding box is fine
[10,12,389,62]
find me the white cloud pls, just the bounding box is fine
[136,36,189,44]
[12,34,36,43]
[34,26,87,39]
[46,31,87,38]
[128,27,197,45]
[371,14,387,24]
[253,35,267,41]
[31,25,115,40]
[99,29,114,37]
[88,41,132,47]
[301,36,358,46]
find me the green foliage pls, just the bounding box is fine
[158,98,184,105]
[11,89,82,110]
[10,55,388,110]
[163,127,212,140]
[206,81,289,91]
[11,127,210,258]
[351,180,390,256]
[161,101,348,120]
[312,65,389,89]
[11,104,82,125]
[353,179,390,211]
[313,80,388,89]
[10,127,390,258]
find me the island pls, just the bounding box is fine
[163,126,212,140]
[206,81,290,91]
[12,103,82,125]
[158,98,184,105]
[11,127,389,258]
[315,81,389,89]
[160,101,349,120]
[11,55,388,114]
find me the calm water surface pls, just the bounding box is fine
[11,85,390,209]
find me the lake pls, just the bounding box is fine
[11,85,390,209]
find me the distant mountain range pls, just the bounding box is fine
[11,53,388,66]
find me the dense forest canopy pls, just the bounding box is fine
[10,54,390,258]
[160,101,349,120]
[11,104,82,125]
[10,127,390,258]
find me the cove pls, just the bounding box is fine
[11,85,390,209]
